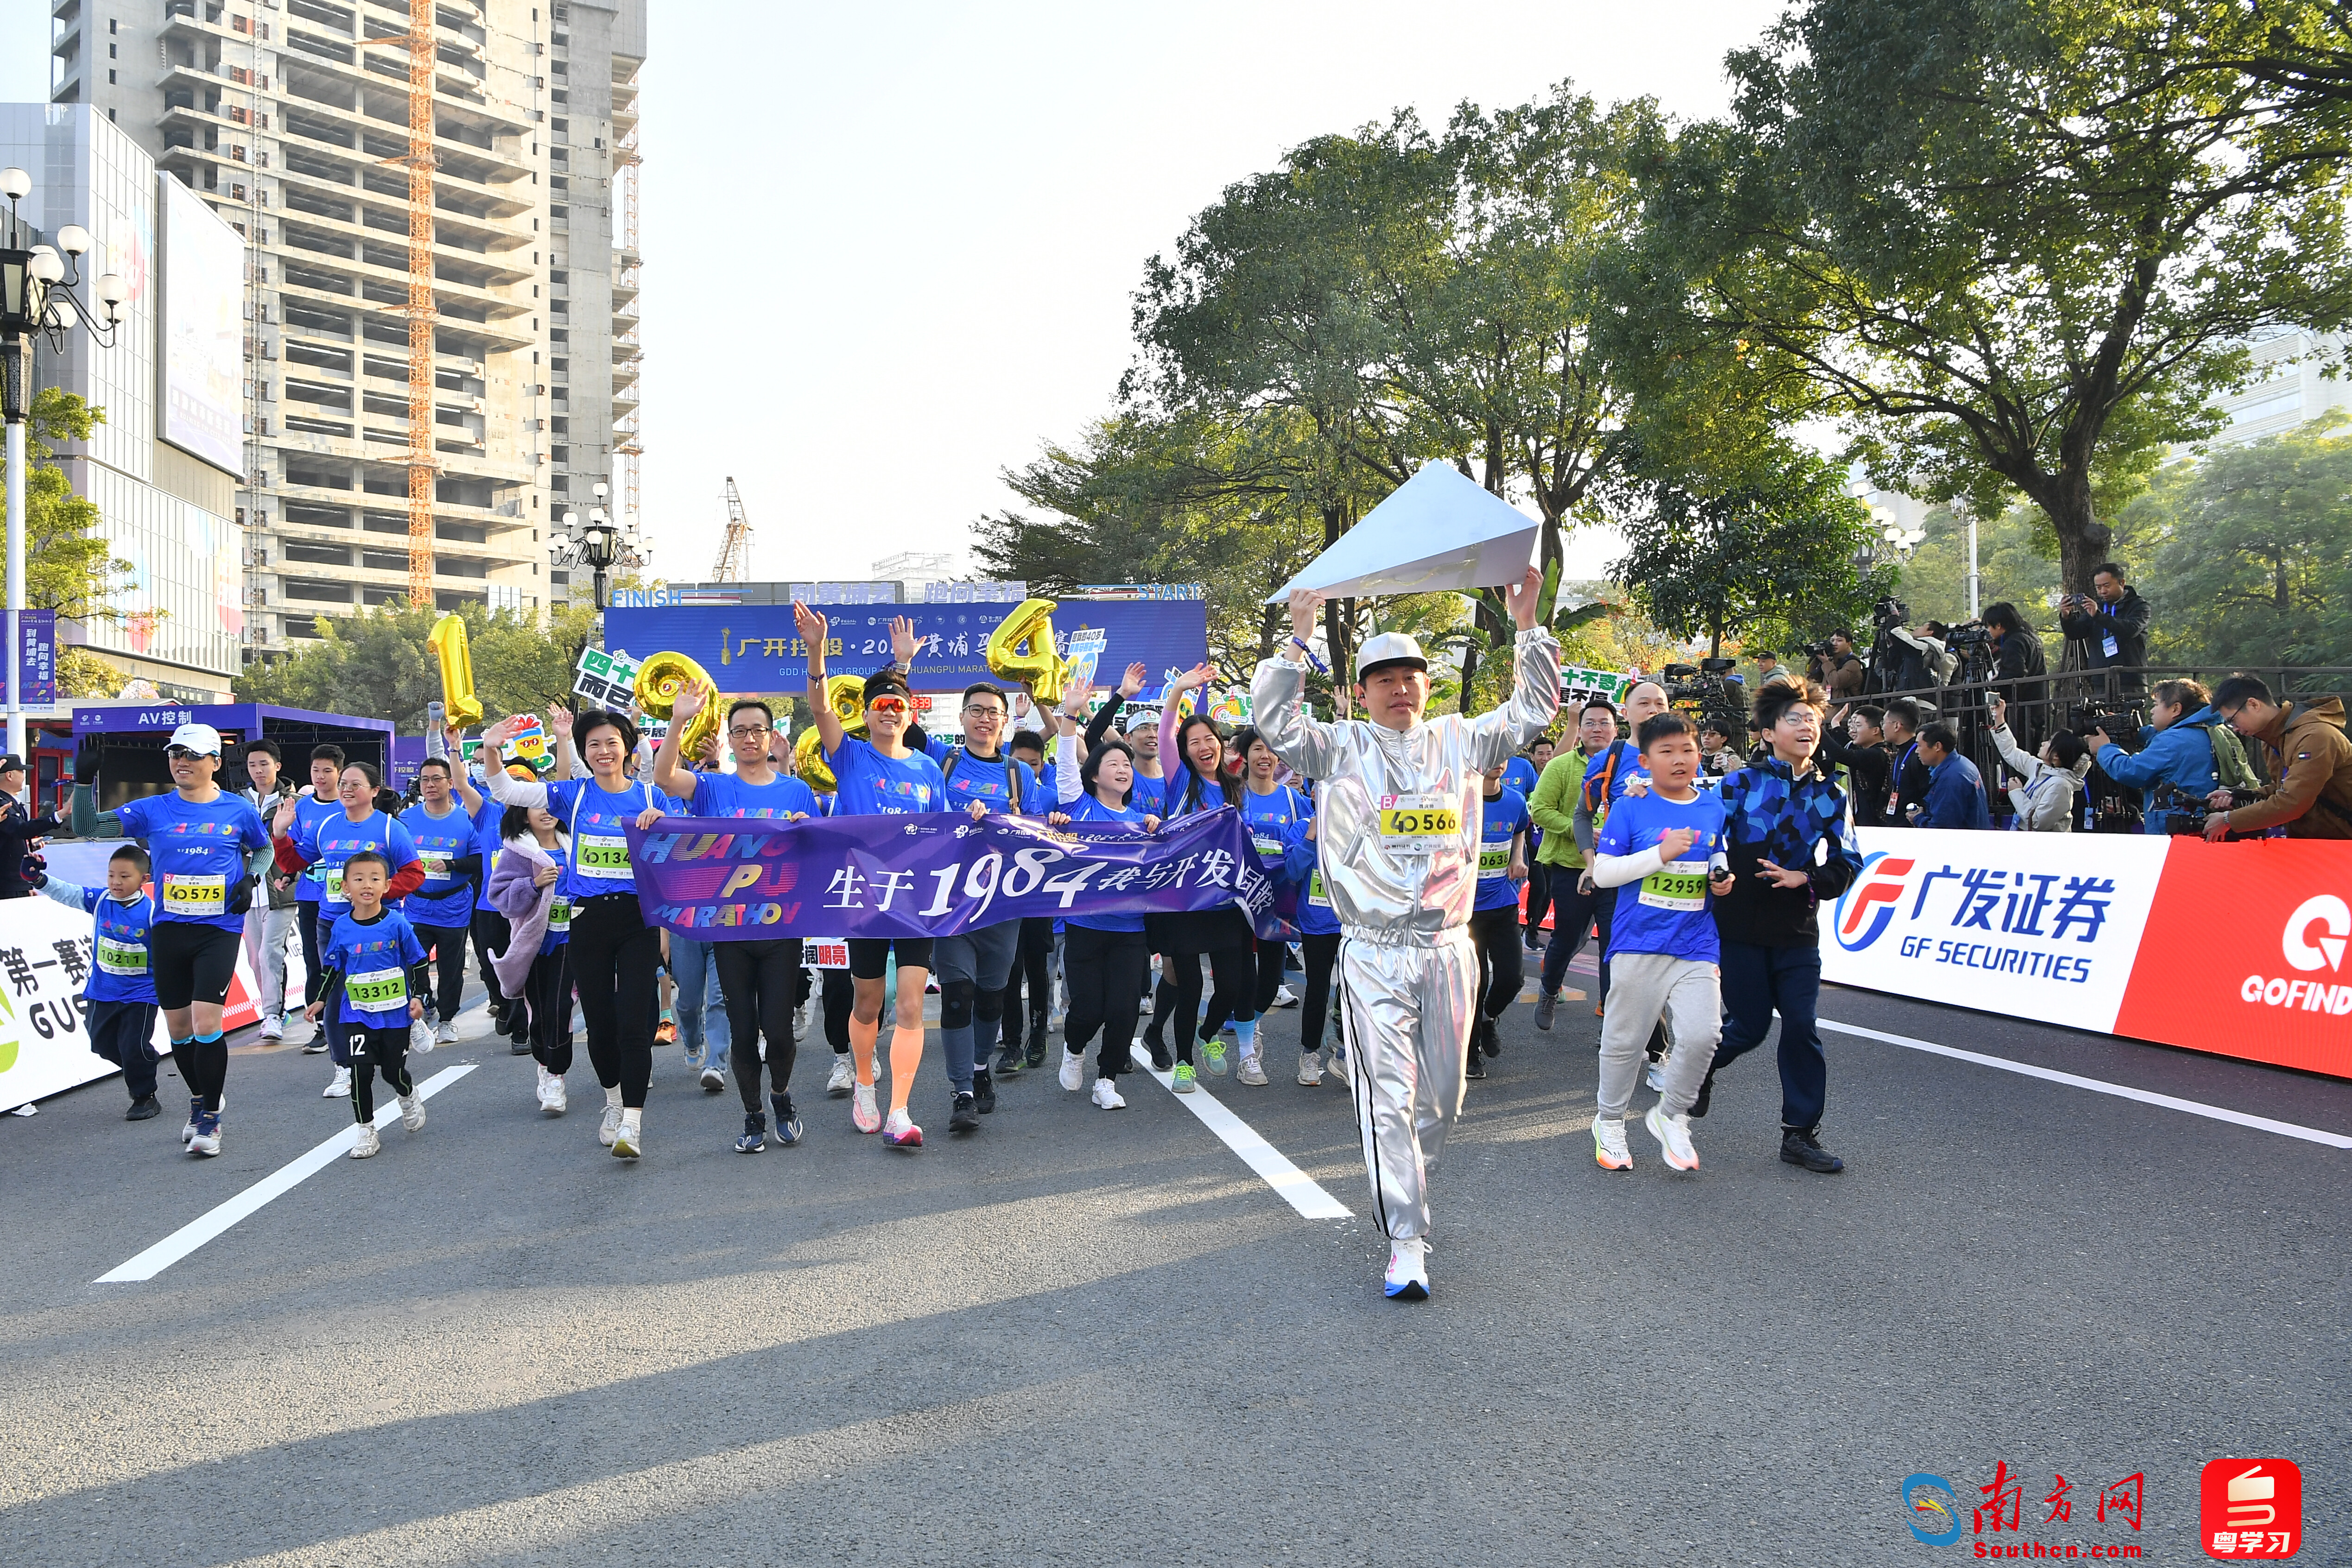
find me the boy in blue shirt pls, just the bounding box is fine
[1466,773,1530,1080]
[1589,712,1733,1173]
[43,845,164,1122]
[304,850,430,1158]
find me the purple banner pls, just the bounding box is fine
[625,806,1281,941]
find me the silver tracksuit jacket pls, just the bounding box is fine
[1252,627,1561,1239]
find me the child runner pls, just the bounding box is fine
[42,845,163,1121]
[1586,712,1734,1173]
[1465,770,1530,1080]
[304,849,430,1158]
[399,755,485,1045]
[70,722,273,1158]
[1049,680,1162,1107]
[486,800,576,1114]
[793,603,948,1150]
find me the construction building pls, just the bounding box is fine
[42,0,645,662]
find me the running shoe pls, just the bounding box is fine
[611,1119,641,1160]
[826,1055,856,1096]
[1270,984,1299,1009]
[792,1002,810,1043]
[126,1094,160,1122]
[1780,1127,1845,1174]
[1297,1051,1323,1086]
[435,1021,457,1046]
[682,1046,705,1072]
[1090,1075,1125,1110]
[852,1081,881,1133]
[699,1066,726,1094]
[259,1013,284,1043]
[350,1122,380,1159]
[949,1092,980,1133]
[1645,1060,1667,1095]
[992,1043,1024,1077]
[973,1068,995,1114]
[599,1101,624,1146]
[1237,1054,1268,1087]
[654,1014,678,1045]
[882,1108,923,1149]
[301,1028,329,1054]
[1204,1039,1229,1077]
[1024,1019,1047,1069]
[1172,1062,1197,1094]
[1644,1104,1699,1170]
[1148,1040,1173,1073]
[410,1018,433,1056]
[323,1065,352,1099]
[1326,1044,1352,1087]
[1533,991,1557,1031]
[1482,1020,1502,1059]
[1059,1047,1084,1092]
[736,1113,766,1154]
[1383,1237,1429,1301]
[770,1094,802,1146]
[181,1094,204,1144]
[536,1067,565,1114]
[398,1092,426,1133]
[1592,1116,1633,1171]
[1464,1053,1488,1081]
[189,1111,222,1158]
[509,1035,533,1057]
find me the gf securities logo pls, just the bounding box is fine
[1837,852,1917,952]
[2241,895,2352,1017]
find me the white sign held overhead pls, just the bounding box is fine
[1267,462,1541,602]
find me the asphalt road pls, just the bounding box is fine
[1,954,2344,1566]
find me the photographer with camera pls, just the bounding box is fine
[2085,678,2238,833]
[1909,721,1991,829]
[1812,631,1866,703]
[2200,675,2352,841]
[1981,602,2048,751]
[2058,563,2151,696]
[1864,598,1943,693]
[1822,702,1895,825]
[1988,699,2090,831]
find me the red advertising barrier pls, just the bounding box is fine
[2114,839,2352,1079]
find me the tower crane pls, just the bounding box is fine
[712,476,754,582]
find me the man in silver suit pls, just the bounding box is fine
[1252,568,1559,1299]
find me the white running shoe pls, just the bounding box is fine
[1237,1053,1268,1087]
[181,1095,203,1144]
[259,1013,285,1042]
[1383,1237,1429,1301]
[410,1018,433,1055]
[699,1066,725,1093]
[1090,1075,1126,1110]
[323,1065,352,1099]
[1645,1060,1668,1094]
[188,1114,222,1159]
[611,1119,641,1159]
[434,1021,457,1045]
[881,1107,923,1148]
[1058,1047,1084,1092]
[826,1056,856,1096]
[1297,1050,1324,1086]
[792,1002,810,1043]
[1644,1104,1699,1170]
[350,1122,380,1159]
[1272,984,1299,1008]
[1592,1115,1633,1171]
[398,1091,426,1133]
[1325,1045,1352,1087]
[598,1101,623,1146]
[852,1080,881,1133]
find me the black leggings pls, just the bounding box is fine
[569,898,661,1108]
[716,938,802,1112]
[1523,862,1553,943]
[823,966,853,1053]
[411,922,470,1021]
[1251,936,1288,1015]
[1299,931,1341,1054]
[999,915,1053,1026]
[1470,905,1524,1023]
[525,946,573,1074]
[298,902,326,1008]
[345,1024,414,1122]
[1063,924,1148,1076]
[471,908,512,1012]
[1160,943,1255,1064]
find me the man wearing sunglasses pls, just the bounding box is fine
[893,620,1049,1132]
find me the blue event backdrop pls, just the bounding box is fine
[601,599,1208,691]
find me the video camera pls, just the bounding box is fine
[1871,597,1908,632]
[2067,698,2147,752]
[1661,658,1747,734]
[2149,782,2260,836]
[1943,620,1992,652]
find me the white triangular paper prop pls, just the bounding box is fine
[1267,462,1541,602]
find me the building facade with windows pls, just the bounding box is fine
[43,0,646,659]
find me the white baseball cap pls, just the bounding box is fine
[1355,632,1429,681]
[167,722,224,757]
[1122,707,1161,733]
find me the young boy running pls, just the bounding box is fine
[43,846,164,1122]
[1587,713,1734,1173]
[305,850,430,1158]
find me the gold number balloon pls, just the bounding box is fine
[792,675,867,793]
[634,651,722,761]
[985,597,1070,707]
[426,615,482,726]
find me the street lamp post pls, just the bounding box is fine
[548,478,640,619]
[1,166,126,762]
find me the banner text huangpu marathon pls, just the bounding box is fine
[626,808,1284,942]
[601,598,1209,693]
[1822,829,2352,1079]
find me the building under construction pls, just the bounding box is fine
[44,0,646,659]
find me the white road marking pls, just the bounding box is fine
[1818,1018,2352,1150]
[95,1064,478,1283]
[1134,1040,1353,1219]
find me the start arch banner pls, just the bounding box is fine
[1823,830,2352,1080]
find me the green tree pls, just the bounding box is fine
[2121,418,2352,667]
[236,601,600,727]
[1651,0,2352,592]
[23,387,134,623]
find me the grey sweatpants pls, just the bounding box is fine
[1598,951,1722,1120]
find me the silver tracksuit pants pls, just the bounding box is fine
[1338,929,1477,1242]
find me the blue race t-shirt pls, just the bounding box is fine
[290,791,342,904]
[1500,755,1541,799]
[924,735,1047,815]
[399,803,478,928]
[1158,771,1226,822]
[1061,793,1151,933]
[545,777,665,900]
[1475,786,1531,913]
[540,845,575,955]
[1278,821,1340,937]
[1594,788,1727,964]
[291,808,420,922]
[1126,771,1169,820]
[116,790,272,933]
[54,883,158,1004]
[1236,782,1312,874]
[825,736,946,817]
[472,792,509,913]
[321,908,428,1028]
[688,769,820,820]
